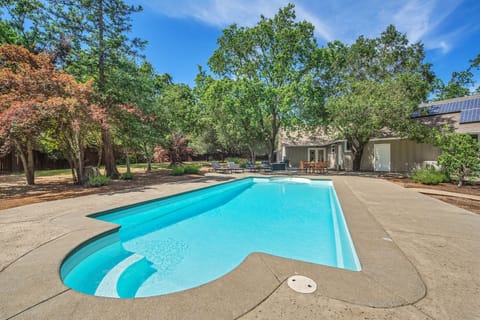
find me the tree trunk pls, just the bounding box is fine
[96,144,103,168]
[268,108,278,163]
[16,142,34,185]
[248,146,256,164]
[97,0,119,179]
[24,139,35,185]
[351,145,365,171]
[76,147,85,185]
[457,168,465,187]
[101,127,120,178]
[146,160,152,172]
[125,149,131,174]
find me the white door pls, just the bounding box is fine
[374,144,391,172]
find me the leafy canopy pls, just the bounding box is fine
[325,25,434,170]
[207,4,320,161]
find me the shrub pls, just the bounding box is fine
[184,165,200,174]
[120,172,134,180]
[225,157,248,168]
[86,175,111,187]
[435,130,480,187]
[411,167,450,185]
[171,165,185,176]
[224,157,242,164]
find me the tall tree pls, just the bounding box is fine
[48,0,145,178]
[158,80,196,166]
[207,4,319,162]
[325,25,434,170]
[196,72,268,162]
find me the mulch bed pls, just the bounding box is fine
[384,177,480,214]
[0,169,209,211]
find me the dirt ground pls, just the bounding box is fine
[385,177,480,214]
[1,170,479,214]
[0,168,216,211]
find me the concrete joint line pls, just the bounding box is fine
[6,289,70,320]
[0,232,70,273]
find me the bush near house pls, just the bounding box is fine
[411,167,450,185]
[435,130,480,187]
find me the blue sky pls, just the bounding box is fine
[129,0,480,88]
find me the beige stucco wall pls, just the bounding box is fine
[285,147,307,167]
[417,112,480,134]
[285,146,334,168]
[359,139,442,172]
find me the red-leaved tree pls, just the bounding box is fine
[0,44,101,185]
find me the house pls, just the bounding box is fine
[276,94,480,172]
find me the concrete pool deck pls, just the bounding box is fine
[0,175,478,319]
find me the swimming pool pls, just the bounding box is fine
[61,177,361,298]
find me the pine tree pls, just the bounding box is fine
[47,0,145,178]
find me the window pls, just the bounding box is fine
[344,140,352,152]
[331,145,335,154]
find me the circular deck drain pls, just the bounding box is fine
[287,275,317,294]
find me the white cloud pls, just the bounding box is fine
[141,0,470,53]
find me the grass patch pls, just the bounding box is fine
[411,167,450,185]
[35,168,71,177]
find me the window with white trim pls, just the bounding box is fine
[344,140,352,152]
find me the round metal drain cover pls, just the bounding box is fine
[287,275,317,293]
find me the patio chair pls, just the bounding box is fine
[211,161,229,174]
[245,161,259,172]
[314,161,328,174]
[227,162,244,173]
[260,161,272,172]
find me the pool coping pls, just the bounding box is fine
[1,175,427,319]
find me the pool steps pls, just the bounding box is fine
[95,253,144,297]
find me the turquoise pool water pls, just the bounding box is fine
[61,177,361,298]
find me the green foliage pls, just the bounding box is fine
[86,175,111,187]
[435,129,480,187]
[183,165,200,174]
[433,70,475,101]
[120,172,134,180]
[0,0,46,50]
[224,157,248,168]
[324,25,434,170]
[411,167,450,185]
[171,165,185,176]
[205,4,320,161]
